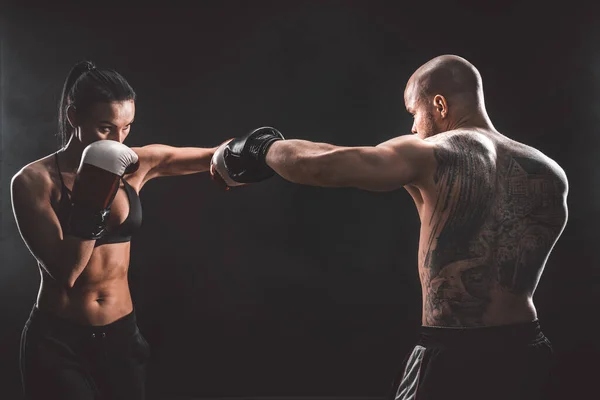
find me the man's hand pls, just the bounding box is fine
[210,127,284,189]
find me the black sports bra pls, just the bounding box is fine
[55,152,142,246]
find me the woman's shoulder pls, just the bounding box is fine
[11,154,57,195]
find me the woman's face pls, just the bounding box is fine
[73,100,135,147]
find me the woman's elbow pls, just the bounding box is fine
[40,252,84,290]
[41,262,76,289]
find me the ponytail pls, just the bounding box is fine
[57,61,96,149]
[56,61,135,149]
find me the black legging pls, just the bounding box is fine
[20,305,150,400]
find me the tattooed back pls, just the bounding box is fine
[413,130,568,327]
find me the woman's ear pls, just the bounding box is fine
[66,105,78,129]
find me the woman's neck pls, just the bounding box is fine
[58,135,84,173]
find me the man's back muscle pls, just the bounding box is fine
[416,130,568,327]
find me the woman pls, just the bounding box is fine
[11,60,218,400]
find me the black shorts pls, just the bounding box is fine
[20,305,151,400]
[391,320,553,400]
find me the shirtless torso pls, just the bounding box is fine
[405,128,568,327]
[13,150,148,326]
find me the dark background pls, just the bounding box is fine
[1,1,598,399]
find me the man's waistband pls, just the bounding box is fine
[418,319,546,348]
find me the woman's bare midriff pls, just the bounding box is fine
[36,242,134,326]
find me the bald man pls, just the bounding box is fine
[211,55,568,400]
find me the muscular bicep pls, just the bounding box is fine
[323,135,435,191]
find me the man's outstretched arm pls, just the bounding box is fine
[264,135,436,191]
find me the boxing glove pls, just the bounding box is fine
[66,140,139,239]
[211,126,284,187]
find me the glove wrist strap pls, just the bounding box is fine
[66,204,111,240]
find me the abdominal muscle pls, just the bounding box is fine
[36,242,134,326]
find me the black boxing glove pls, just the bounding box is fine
[210,126,284,187]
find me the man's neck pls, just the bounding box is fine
[448,112,496,132]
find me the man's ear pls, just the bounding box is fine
[433,95,448,119]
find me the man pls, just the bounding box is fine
[212,55,568,399]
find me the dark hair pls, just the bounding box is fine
[57,60,136,148]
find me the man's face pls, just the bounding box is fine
[404,81,442,139]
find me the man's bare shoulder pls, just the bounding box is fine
[423,130,497,171]
[425,129,496,150]
[516,142,566,179]
[425,130,566,182]
[495,135,568,193]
